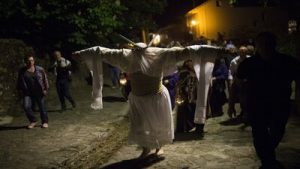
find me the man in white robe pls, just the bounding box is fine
[73,43,224,158]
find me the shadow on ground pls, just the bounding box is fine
[219,117,244,126]
[103,96,127,102]
[278,147,300,169]
[0,125,27,131]
[174,132,204,141]
[100,154,165,169]
[46,109,64,112]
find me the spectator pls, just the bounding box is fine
[53,50,76,111]
[227,46,250,119]
[209,57,228,117]
[17,54,49,129]
[246,45,255,56]
[108,64,120,88]
[163,72,179,110]
[237,32,300,169]
[176,60,197,132]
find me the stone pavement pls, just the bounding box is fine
[1,72,300,169]
[100,109,300,169]
[0,75,130,169]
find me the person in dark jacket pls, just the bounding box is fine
[176,60,198,132]
[53,50,76,111]
[237,32,300,169]
[209,57,228,117]
[17,55,49,129]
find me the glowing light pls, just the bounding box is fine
[176,96,185,105]
[152,34,161,46]
[191,20,197,26]
[288,20,297,34]
[119,78,127,85]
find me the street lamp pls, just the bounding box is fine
[191,19,197,26]
[189,19,198,39]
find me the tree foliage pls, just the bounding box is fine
[0,0,167,52]
[0,39,33,115]
[118,0,167,42]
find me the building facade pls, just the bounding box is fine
[186,0,289,40]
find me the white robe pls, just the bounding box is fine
[194,61,215,124]
[75,45,221,147]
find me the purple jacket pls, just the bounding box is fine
[163,72,179,109]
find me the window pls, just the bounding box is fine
[288,20,297,34]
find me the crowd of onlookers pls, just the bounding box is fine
[17,49,76,129]
[159,39,256,133]
[162,32,300,169]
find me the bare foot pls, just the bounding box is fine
[155,148,164,156]
[138,147,151,159]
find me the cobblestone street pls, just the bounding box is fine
[0,74,300,169]
[0,75,130,169]
[101,109,300,169]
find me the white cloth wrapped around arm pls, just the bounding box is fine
[74,46,130,110]
[160,45,224,124]
[184,45,222,64]
[189,45,224,124]
[187,45,223,124]
[160,45,223,78]
[75,46,131,71]
[74,46,104,110]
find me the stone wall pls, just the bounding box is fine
[0,39,33,115]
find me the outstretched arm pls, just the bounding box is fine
[185,45,224,62]
[160,45,225,76]
[161,45,224,65]
[73,46,131,110]
[73,46,131,71]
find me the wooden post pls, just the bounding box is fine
[141,28,148,44]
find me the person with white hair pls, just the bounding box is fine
[227,46,251,119]
[52,50,76,111]
[73,42,226,159]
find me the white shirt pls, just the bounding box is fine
[228,55,250,80]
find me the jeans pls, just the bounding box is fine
[110,67,120,87]
[56,79,75,109]
[24,95,48,123]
